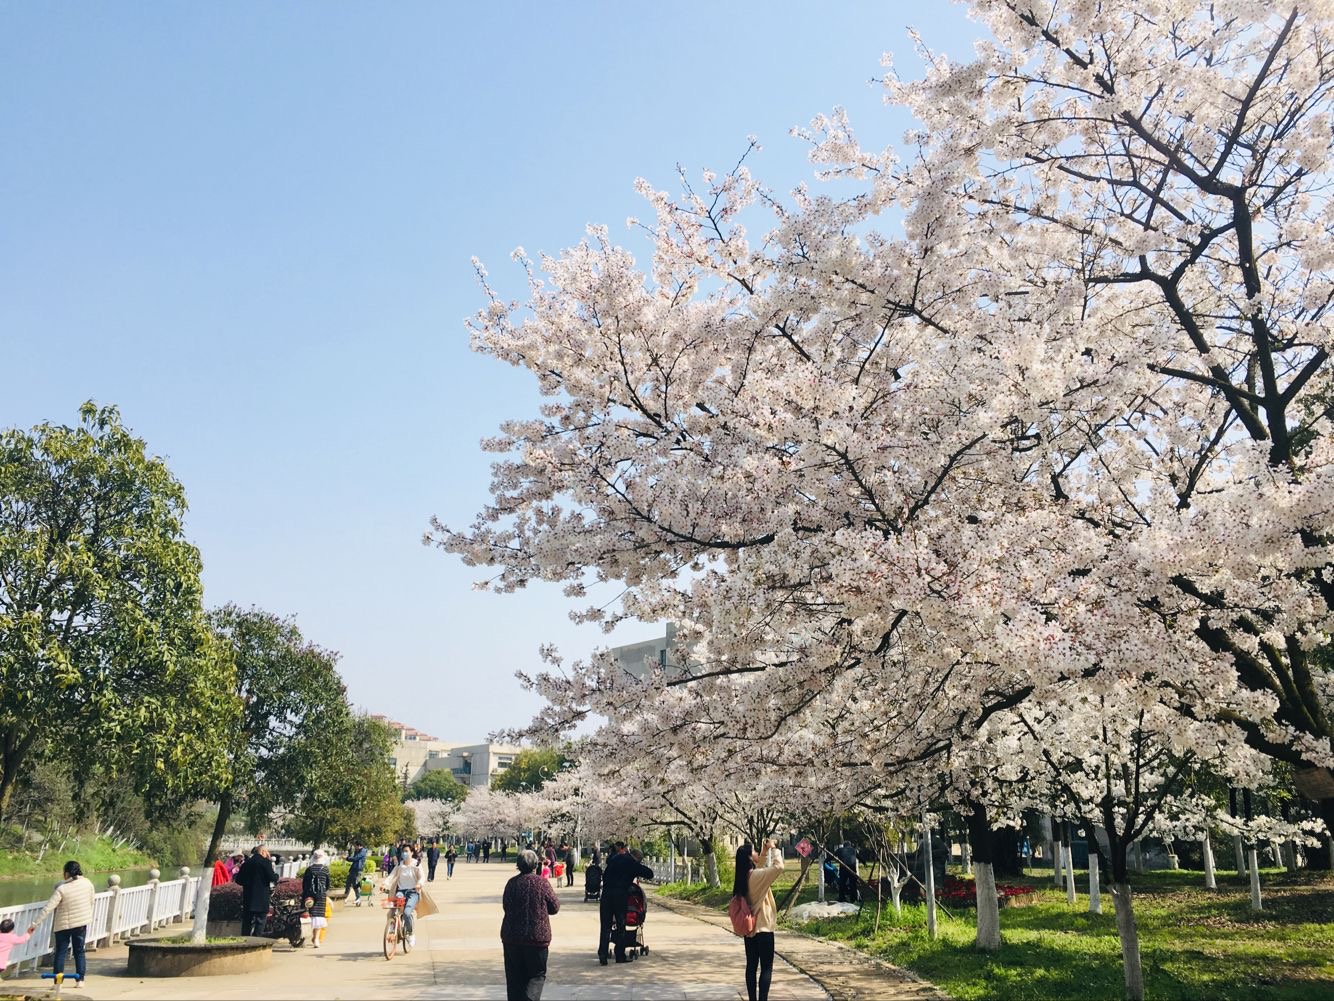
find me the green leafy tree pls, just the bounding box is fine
[0,403,235,816]
[405,769,469,803]
[201,604,348,863]
[490,748,573,793]
[285,715,406,847]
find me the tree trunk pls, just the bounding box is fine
[992,827,1025,878]
[1248,847,1263,911]
[1110,882,1144,1001]
[1233,834,1247,874]
[1310,798,1334,871]
[1283,840,1298,873]
[191,793,235,945]
[966,805,1002,951]
[1202,832,1217,890]
[1063,822,1076,905]
[1107,837,1144,1001]
[1044,814,1059,886]
[1088,852,1102,914]
[204,792,233,869]
[923,823,937,939]
[705,848,719,888]
[780,856,812,917]
[0,728,39,818]
[190,865,212,944]
[888,865,904,914]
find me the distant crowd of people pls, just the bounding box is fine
[4,832,802,1001]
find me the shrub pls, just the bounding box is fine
[713,848,735,889]
[274,877,303,900]
[208,876,306,919]
[208,882,243,921]
[327,860,350,887]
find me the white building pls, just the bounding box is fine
[372,716,522,789]
[610,622,684,678]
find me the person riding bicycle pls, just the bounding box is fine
[383,849,423,948]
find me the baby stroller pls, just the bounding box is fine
[614,883,649,958]
[584,861,603,901]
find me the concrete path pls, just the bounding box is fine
[3,862,830,1000]
[651,895,946,1001]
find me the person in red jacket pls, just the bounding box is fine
[500,850,560,1001]
[211,853,231,888]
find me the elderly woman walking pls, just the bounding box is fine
[500,849,561,1001]
[302,850,332,949]
[28,860,95,987]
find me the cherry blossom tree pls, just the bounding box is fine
[436,4,1334,904]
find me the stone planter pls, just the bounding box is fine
[126,938,274,978]
[328,888,348,910]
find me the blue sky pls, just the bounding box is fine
[1,2,975,739]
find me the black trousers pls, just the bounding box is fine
[428,860,438,881]
[598,893,629,959]
[241,909,268,936]
[837,868,858,902]
[744,932,775,1001]
[502,942,548,1001]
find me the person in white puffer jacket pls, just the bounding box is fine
[29,860,96,986]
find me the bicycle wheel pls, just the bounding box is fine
[384,913,398,960]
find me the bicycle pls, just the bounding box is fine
[382,893,414,959]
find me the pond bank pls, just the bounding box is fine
[0,865,186,909]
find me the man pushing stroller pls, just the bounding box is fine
[597,842,653,965]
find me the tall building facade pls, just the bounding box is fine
[372,716,522,789]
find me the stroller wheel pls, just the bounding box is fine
[642,944,649,954]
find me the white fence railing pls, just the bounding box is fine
[217,837,333,856]
[0,869,202,973]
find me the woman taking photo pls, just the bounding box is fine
[500,849,560,1001]
[732,838,785,1001]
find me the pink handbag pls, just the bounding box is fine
[727,895,755,937]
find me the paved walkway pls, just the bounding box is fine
[1,863,832,1000]
[650,895,946,1001]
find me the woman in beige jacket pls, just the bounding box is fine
[732,839,784,1001]
[29,860,95,985]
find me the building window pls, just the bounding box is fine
[428,750,439,759]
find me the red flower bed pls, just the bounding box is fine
[936,874,1036,906]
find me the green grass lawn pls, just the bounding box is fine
[657,864,1334,1000]
[0,829,155,881]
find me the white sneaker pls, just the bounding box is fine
[312,940,320,949]
[408,935,416,948]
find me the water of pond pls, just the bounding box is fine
[0,866,185,910]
